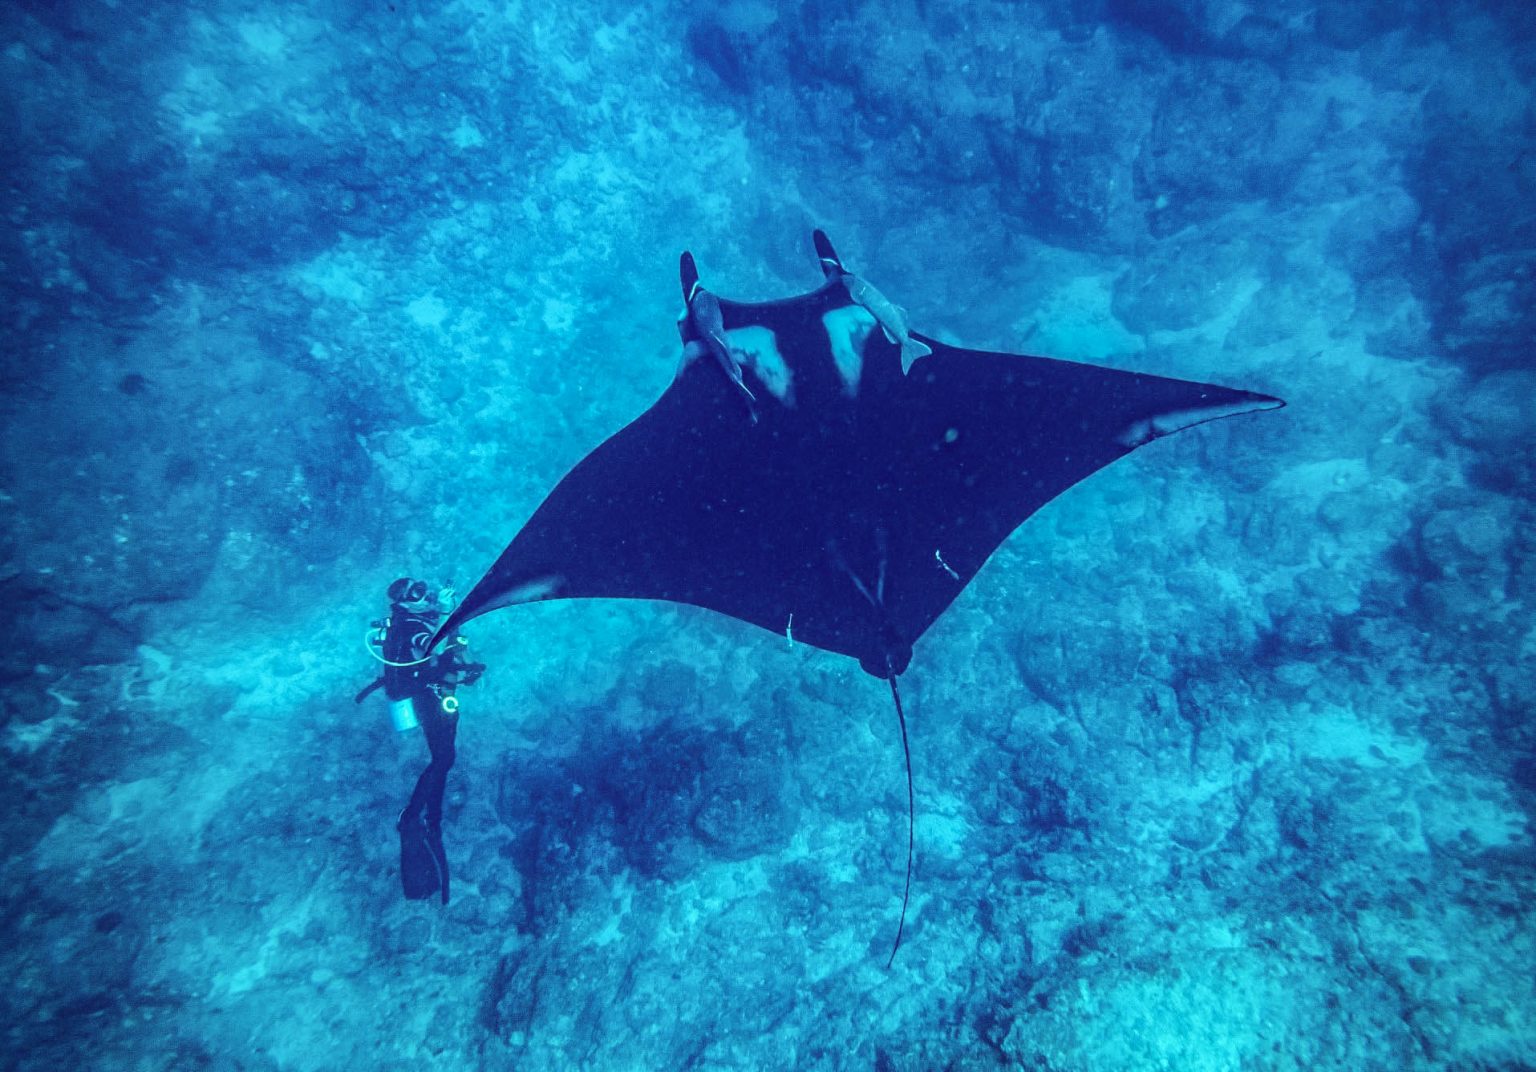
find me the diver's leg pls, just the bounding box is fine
[397,695,446,900]
[417,707,460,903]
[419,709,459,826]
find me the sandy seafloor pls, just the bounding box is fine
[3,1,1534,1069]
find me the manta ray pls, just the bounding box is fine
[429,231,1283,963]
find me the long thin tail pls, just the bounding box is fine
[886,667,914,968]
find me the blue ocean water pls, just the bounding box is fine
[3,0,1533,1069]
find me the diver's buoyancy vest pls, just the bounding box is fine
[382,610,439,702]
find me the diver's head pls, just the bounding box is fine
[387,577,438,616]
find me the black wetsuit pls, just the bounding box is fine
[377,605,483,903]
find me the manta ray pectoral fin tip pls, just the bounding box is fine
[1118,393,1287,447]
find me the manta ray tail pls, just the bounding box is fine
[885,665,914,969]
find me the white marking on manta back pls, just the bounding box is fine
[674,338,708,381]
[821,304,878,397]
[723,326,792,405]
[1116,397,1284,448]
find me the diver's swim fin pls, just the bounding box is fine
[398,812,449,904]
[427,823,450,905]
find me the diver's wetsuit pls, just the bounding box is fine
[379,603,483,904]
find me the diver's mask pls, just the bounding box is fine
[387,577,457,617]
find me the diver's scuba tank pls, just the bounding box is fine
[390,698,420,732]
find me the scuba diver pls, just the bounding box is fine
[355,577,485,904]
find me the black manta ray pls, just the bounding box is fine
[430,231,1283,963]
